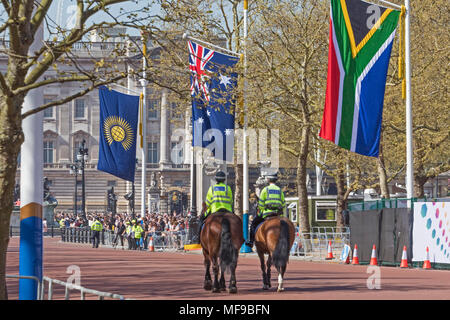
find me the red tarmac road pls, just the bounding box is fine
[5,237,450,300]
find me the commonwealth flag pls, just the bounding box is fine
[188,40,240,163]
[319,0,401,157]
[98,86,139,182]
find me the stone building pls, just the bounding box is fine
[6,29,192,216]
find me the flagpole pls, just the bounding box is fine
[140,34,148,218]
[404,0,414,201]
[19,11,43,300]
[241,0,252,253]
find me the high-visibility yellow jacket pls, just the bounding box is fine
[205,183,233,217]
[91,220,103,232]
[133,225,144,239]
[258,183,285,218]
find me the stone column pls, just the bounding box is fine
[159,89,170,167]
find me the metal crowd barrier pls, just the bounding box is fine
[60,227,188,251]
[6,274,125,300]
[290,230,351,261]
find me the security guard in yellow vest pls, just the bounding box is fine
[125,221,133,250]
[246,173,285,248]
[198,171,233,240]
[91,217,103,248]
[133,221,144,250]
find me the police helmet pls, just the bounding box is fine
[215,170,226,182]
[266,173,278,183]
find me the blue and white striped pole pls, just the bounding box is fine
[19,12,44,300]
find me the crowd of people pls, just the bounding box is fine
[54,210,191,250]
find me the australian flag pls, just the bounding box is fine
[188,40,240,163]
[98,86,139,182]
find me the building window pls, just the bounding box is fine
[73,139,88,162]
[147,142,159,164]
[75,99,85,119]
[170,102,182,120]
[171,142,184,165]
[315,203,336,222]
[43,141,54,164]
[44,107,54,118]
[43,98,54,118]
[107,180,116,187]
[147,99,159,119]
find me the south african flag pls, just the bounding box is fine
[319,0,401,157]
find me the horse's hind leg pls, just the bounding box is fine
[219,265,226,292]
[228,253,238,294]
[203,252,212,291]
[277,265,286,292]
[211,255,221,293]
[258,251,269,290]
[266,254,272,288]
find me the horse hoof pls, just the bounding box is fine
[212,287,221,293]
[204,282,212,291]
[229,287,237,294]
[277,287,284,292]
[262,284,269,290]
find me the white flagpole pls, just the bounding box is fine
[241,0,252,252]
[19,5,44,299]
[140,35,148,218]
[404,0,414,201]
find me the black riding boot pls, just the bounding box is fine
[246,216,263,247]
[196,215,206,243]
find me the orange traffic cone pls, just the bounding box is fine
[400,246,409,268]
[326,240,334,260]
[370,244,378,266]
[352,244,360,265]
[423,246,431,269]
[149,236,154,252]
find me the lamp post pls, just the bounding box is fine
[69,162,81,217]
[77,139,88,222]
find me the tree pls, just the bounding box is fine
[383,0,449,198]
[0,0,157,300]
[247,0,329,233]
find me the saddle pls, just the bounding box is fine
[255,214,280,234]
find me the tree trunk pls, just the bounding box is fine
[234,162,243,218]
[377,142,390,199]
[0,96,24,300]
[335,169,346,228]
[297,127,310,233]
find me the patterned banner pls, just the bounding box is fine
[413,202,450,264]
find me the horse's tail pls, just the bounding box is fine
[272,219,290,272]
[219,217,237,272]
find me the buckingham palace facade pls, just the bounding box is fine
[7,28,192,215]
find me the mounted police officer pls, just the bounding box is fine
[198,170,233,240]
[246,173,285,248]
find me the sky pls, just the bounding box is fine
[45,0,160,39]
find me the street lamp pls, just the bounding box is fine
[124,159,138,220]
[69,162,81,217]
[76,139,88,222]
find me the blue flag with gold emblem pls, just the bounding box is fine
[98,86,139,182]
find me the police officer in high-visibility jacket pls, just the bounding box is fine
[246,173,285,248]
[133,221,144,250]
[125,221,133,250]
[198,171,233,240]
[91,217,103,248]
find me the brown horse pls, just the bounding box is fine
[200,202,244,293]
[255,215,295,292]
